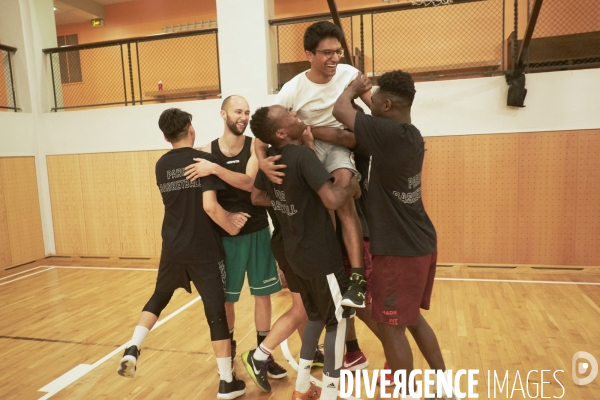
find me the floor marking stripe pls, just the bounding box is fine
[38,296,201,399]
[0,267,55,287]
[435,277,600,285]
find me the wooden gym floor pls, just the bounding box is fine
[0,257,599,399]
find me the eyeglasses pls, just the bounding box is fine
[314,48,344,59]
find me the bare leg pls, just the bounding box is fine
[379,323,416,392]
[331,168,364,271]
[135,311,158,330]
[407,313,446,371]
[212,338,231,358]
[261,292,307,350]
[254,295,272,332]
[355,307,382,341]
[225,301,235,330]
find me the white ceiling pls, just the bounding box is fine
[53,0,136,25]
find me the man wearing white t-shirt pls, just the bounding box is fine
[254,21,376,382]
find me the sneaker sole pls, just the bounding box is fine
[267,371,287,379]
[343,359,369,371]
[217,387,246,399]
[311,361,324,368]
[341,298,366,308]
[240,351,271,393]
[117,356,136,378]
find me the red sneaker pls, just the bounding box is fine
[342,350,369,371]
[378,361,393,386]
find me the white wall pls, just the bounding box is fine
[0,0,599,256]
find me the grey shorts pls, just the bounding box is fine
[314,140,360,178]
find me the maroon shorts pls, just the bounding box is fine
[343,238,373,307]
[371,251,437,326]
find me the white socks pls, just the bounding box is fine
[129,326,149,348]
[295,358,313,392]
[321,375,340,400]
[253,344,272,362]
[216,357,233,383]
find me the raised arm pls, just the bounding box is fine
[333,74,372,132]
[317,177,361,210]
[203,190,250,235]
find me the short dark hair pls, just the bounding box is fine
[377,70,416,106]
[158,108,192,142]
[249,107,279,146]
[303,21,344,52]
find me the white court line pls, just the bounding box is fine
[38,296,202,400]
[435,277,600,286]
[0,265,48,281]
[0,267,55,287]
[280,339,363,400]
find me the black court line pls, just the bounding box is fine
[0,335,209,355]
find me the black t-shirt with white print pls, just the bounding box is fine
[254,145,344,280]
[156,147,226,264]
[353,112,437,256]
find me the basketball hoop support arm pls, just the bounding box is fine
[326,0,354,67]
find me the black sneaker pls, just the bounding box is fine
[241,349,271,392]
[117,345,140,378]
[341,273,366,308]
[267,355,287,379]
[217,373,246,399]
[311,345,324,368]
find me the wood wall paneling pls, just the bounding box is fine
[464,134,519,264]
[517,131,578,265]
[575,130,600,266]
[113,152,156,257]
[0,161,12,268]
[422,136,464,263]
[0,157,45,264]
[147,150,168,258]
[79,153,121,256]
[46,155,88,255]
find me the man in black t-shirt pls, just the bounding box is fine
[117,108,249,399]
[249,105,360,400]
[333,71,457,399]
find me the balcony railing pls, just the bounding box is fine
[0,44,19,112]
[270,0,599,89]
[43,29,221,111]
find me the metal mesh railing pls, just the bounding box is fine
[43,29,220,111]
[0,45,18,112]
[272,0,508,87]
[522,0,600,71]
[372,0,504,80]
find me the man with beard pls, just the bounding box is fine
[184,95,286,379]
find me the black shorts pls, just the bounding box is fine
[271,241,301,293]
[156,259,227,303]
[296,267,353,327]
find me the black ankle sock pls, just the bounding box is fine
[346,339,360,352]
[257,330,269,347]
[350,268,364,278]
